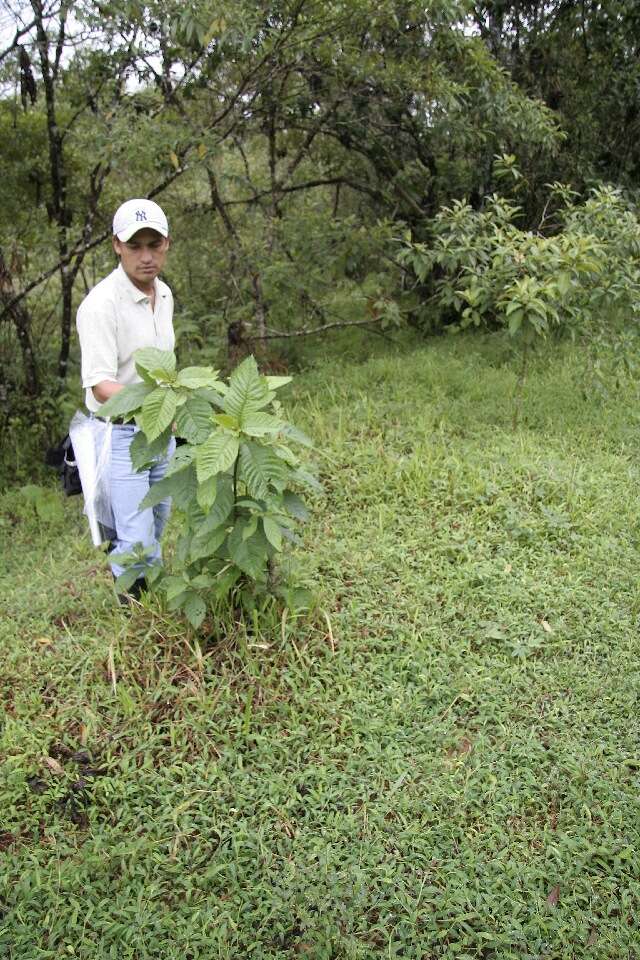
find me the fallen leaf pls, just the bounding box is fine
[41,756,64,776]
[35,636,53,646]
[587,928,597,946]
[547,884,560,907]
[541,619,553,634]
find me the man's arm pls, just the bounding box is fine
[92,380,124,403]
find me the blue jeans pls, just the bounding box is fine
[109,425,176,580]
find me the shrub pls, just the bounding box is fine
[99,350,320,628]
[398,183,640,345]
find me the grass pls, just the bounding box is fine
[2,332,640,958]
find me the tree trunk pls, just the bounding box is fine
[0,246,39,396]
[32,0,73,381]
[58,267,73,379]
[206,166,269,352]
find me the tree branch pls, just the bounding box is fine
[254,318,386,340]
[223,176,383,206]
[0,17,37,65]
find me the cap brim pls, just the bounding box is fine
[115,222,169,242]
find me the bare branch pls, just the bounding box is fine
[222,176,383,206]
[255,318,385,340]
[52,0,68,79]
[0,16,36,65]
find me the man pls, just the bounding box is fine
[76,198,176,600]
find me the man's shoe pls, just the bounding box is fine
[115,576,147,607]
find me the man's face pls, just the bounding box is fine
[113,228,170,288]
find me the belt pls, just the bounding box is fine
[95,415,127,426]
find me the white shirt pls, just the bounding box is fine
[76,263,175,413]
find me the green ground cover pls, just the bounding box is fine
[2,333,640,959]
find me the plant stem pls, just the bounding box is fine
[232,455,239,518]
[512,336,530,430]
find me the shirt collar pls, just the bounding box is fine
[116,263,166,302]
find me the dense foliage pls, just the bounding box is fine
[399,181,640,343]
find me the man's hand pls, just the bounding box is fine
[92,380,124,403]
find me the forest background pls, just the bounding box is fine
[2,0,640,487]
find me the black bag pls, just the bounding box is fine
[45,435,82,497]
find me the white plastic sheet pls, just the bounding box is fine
[68,411,116,546]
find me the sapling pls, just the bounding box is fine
[99,349,320,627]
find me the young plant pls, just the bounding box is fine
[99,349,320,628]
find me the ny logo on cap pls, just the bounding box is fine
[135,209,148,221]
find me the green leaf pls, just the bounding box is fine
[129,427,172,471]
[181,592,207,629]
[175,533,192,564]
[190,573,215,589]
[138,464,197,511]
[167,590,189,611]
[281,423,313,447]
[98,382,155,419]
[282,490,309,521]
[273,443,299,467]
[238,441,288,498]
[197,475,217,513]
[192,475,234,537]
[175,396,215,444]
[165,444,195,476]
[141,387,178,442]
[241,412,283,437]
[236,498,262,510]
[213,566,241,600]
[190,527,226,562]
[213,413,240,431]
[195,386,226,408]
[556,272,572,296]
[290,468,323,493]
[228,522,270,580]
[134,348,176,383]
[508,309,523,334]
[262,516,282,551]
[115,567,142,592]
[164,575,189,601]
[196,432,239,483]
[224,355,271,420]
[265,375,292,390]
[242,516,258,541]
[176,366,224,390]
[145,563,163,586]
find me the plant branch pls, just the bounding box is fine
[253,318,387,340]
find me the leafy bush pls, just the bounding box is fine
[100,349,320,628]
[398,183,640,347]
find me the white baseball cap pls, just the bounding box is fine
[112,198,169,242]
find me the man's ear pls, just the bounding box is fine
[112,236,121,257]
